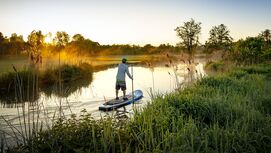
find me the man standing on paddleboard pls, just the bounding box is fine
[116,58,133,100]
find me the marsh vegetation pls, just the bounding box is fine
[3,64,270,153]
[0,19,270,153]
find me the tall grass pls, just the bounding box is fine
[0,63,94,152]
[6,64,271,153]
[0,65,43,152]
[0,63,93,103]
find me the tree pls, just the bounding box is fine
[143,44,155,54]
[175,18,201,59]
[232,37,264,64]
[72,34,85,42]
[0,32,5,43]
[259,29,270,48]
[207,24,233,50]
[6,33,26,55]
[10,33,24,42]
[54,31,70,48]
[27,30,44,64]
[0,32,6,56]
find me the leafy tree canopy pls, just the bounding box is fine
[206,24,233,50]
[175,18,201,57]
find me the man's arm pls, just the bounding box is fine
[126,66,133,80]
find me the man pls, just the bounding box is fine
[116,58,133,100]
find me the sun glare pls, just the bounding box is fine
[44,36,52,44]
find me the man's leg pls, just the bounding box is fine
[116,89,119,99]
[120,81,127,100]
[123,90,126,98]
[122,90,129,100]
[116,82,120,100]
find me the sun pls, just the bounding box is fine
[44,36,52,44]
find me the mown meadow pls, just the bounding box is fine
[5,64,270,153]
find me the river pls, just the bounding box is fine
[0,59,206,147]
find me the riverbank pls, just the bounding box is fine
[5,64,271,153]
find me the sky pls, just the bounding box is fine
[0,0,270,46]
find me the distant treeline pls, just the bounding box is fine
[0,22,270,65]
[0,32,181,57]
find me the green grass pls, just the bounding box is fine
[205,61,225,72]
[6,64,271,153]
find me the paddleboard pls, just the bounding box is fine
[99,90,143,111]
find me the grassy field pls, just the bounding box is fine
[6,64,271,153]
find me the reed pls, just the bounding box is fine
[0,63,94,152]
[0,63,94,103]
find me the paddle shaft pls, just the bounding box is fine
[131,64,134,103]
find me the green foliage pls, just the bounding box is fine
[206,24,233,51]
[0,69,39,103]
[40,63,93,84]
[205,61,225,71]
[0,63,93,102]
[0,32,4,43]
[54,31,70,49]
[232,37,266,64]
[259,29,271,48]
[67,38,100,55]
[230,29,271,64]
[0,30,182,57]
[10,65,271,153]
[72,34,85,42]
[0,32,27,56]
[175,18,201,57]
[27,30,45,64]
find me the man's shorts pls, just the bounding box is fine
[116,80,126,91]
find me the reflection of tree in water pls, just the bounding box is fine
[41,74,93,98]
[40,63,93,98]
[0,69,40,107]
[0,63,94,105]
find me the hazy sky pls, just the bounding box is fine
[0,0,270,46]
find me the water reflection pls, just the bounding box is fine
[0,70,40,106]
[41,74,93,98]
[0,61,206,108]
[0,64,94,107]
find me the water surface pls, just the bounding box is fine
[0,61,206,146]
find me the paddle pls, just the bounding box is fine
[131,64,134,104]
